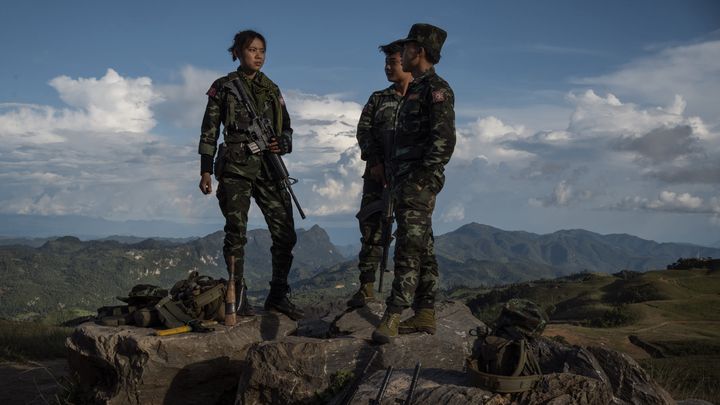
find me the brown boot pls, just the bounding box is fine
[346,282,376,308]
[398,308,436,335]
[371,310,401,344]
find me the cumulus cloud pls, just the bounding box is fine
[454,116,529,162]
[307,146,364,216]
[612,191,712,214]
[0,66,375,224]
[575,40,720,120]
[612,125,700,165]
[529,180,592,207]
[155,65,221,130]
[283,91,362,172]
[441,204,465,222]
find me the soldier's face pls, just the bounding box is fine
[401,42,420,72]
[384,52,405,82]
[240,38,266,72]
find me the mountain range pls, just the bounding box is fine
[1,222,718,320]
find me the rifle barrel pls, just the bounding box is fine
[374,366,394,404]
[405,362,421,405]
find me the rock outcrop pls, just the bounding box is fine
[66,310,296,405]
[67,300,676,405]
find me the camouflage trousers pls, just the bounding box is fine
[216,170,296,287]
[356,176,384,284]
[386,174,440,313]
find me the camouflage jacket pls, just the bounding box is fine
[198,69,292,180]
[356,85,402,172]
[391,67,455,187]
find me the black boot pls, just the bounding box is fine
[236,278,255,316]
[264,283,304,320]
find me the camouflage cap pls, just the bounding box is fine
[397,23,447,57]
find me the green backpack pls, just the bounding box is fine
[96,284,168,327]
[466,299,548,393]
[96,273,227,329]
[154,271,227,328]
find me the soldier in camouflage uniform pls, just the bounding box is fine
[347,40,413,308]
[372,23,456,344]
[198,30,303,320]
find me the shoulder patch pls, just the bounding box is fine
[206,86,218,98]
[432,89,446,103]
[362,102,371,115]
[279,95,285,106]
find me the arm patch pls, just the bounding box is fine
[432,89,446,103]
[206,86,218,98]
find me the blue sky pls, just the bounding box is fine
[1,1,719,245]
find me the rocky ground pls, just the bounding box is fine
[58,300,695,405]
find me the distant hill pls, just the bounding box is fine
[3,222,720,320]
[0,237,58,248]
[434,223,720,283]
[0,225,342,319]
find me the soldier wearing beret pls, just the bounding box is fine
[347,40,413,308]
[198,30,303,320]
[372,23,456,344]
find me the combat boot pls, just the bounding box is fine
[346,282,376,308]
[398,308,436,335]
[371,311,401,344]
[264,283,304,320]
[236,279,255,317]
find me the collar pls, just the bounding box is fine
[411,67,436,85]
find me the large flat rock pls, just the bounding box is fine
[345,368,613,405]
[67,310,296,405]
[236,301,487,405]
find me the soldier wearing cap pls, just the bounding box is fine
[372,23,456,344]
[347,40,413,308]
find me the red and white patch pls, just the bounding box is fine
[206,86,218,98]
[432,90,446,103]
[279,95,285,106]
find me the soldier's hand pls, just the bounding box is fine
[199,173,213,195]
[268,137,281,154]
[370,163,385,185]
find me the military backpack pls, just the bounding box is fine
[95,273,227,329]
[96,284,168,327]
[154,271,227,328]
[466,298,548,393]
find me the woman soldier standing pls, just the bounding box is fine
[198,30,303,320]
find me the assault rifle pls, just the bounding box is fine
[370,366,394,405]
[377,183,394,293]
[339,350,378,405]
[229,79,306,219]
[403,362,421,405]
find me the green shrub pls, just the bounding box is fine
[588,305,639,328]
[0,320,72,361]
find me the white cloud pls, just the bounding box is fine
[613,191,710,213]
[567,90,707,139]
[529,180,592,207]
[155,65,221,130]
[441,204,465,222]
[306,146,364,216]
[575,40,720,122]
[454,116,531,162]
